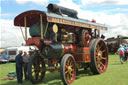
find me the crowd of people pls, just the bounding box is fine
[15,50,31,83]
[118,44,128,64]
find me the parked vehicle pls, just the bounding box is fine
[6,46,37,61]
[0,50,9,63]
[14,3,108,84]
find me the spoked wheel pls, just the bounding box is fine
[60,54,76,85]
[28,52,46,83]
[89,38,108,74]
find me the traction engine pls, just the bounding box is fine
[14,3,108,85]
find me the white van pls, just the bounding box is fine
[6,46,37,61]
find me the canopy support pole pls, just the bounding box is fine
[24,16,27,41]
[40,14,43,40]
[44,22,49,37]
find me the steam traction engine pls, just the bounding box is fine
[14,3,108,85]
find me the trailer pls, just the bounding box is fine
[6,46,37,61]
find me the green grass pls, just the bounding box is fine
[0,54,128,85]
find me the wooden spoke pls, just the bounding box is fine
[99,43,103,49]
[69,71,72,76]
[65,70,68,74]
[65,65,68,69]
[96,55,99,58]
[100,62,105,67]
[69,61,72,65]
[101,57,106,60]
[36,73,39,80]
[96,51,98,56]
[66,60,70,66]
[67,73,69,81]
[96,46,100,52]
[69,61,73,67]
[97,63,100,69]
[101,49,106,53]
[97,44,100,49]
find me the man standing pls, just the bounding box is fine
[22,51,30,80]
[118,45,125,64]
[15,50,23,83]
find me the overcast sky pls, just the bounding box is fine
[0,0,128,48]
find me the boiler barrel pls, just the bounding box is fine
[42,43,77,58]
[47,3,78,18]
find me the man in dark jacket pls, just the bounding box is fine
[15,50,23,83]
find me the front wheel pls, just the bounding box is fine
[89,38,108,74]
[60,54,76,85]
[28,52,46,83]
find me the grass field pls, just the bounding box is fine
[0,54,128,85]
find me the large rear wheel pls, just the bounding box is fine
[28,52,46,83]
[89,38,108,74]
[60,54,76,85]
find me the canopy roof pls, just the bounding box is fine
[14,10,107,31]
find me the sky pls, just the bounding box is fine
[0,0,128,48]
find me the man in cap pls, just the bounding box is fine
[15,50,23,83]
